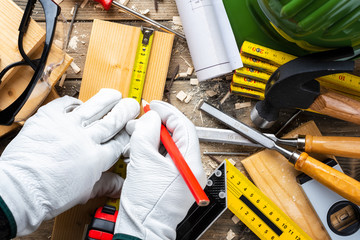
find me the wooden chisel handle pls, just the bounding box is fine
[305,135,360,159]
[294,152,360,205]
[309,88,360,125]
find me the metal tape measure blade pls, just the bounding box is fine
[128,27,154,103]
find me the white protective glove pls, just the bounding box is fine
[0,89,139,237]
[114,100,207,240]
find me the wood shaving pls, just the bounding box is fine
[80,0,89,8]
[58,73,67,87]
[186,67,194,76]
[70,61,81,74]
[190,78,198,86]
[119,0,130,5]
[184,94,192,103]
[235,102,251,110]
[172,16,182,26]
[226,229,236,240]
[206,90,217,97]
[178,72,187,78]
[140,9,150,15]
[231,215,240,224]
[176,91,187,102]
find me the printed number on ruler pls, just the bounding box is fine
[226,160,311,240]
[128,27,154,103]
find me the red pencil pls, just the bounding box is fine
[142,100,210,206]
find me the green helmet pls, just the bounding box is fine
[223,0,360,56]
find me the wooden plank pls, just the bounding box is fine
[78,19,174,103]
[15,0,179,21]
[0,42,73,136]
[0,0,45,87]
[241,121,331,240]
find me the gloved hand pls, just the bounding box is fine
[114,100,207,240]
[0,89,139,237]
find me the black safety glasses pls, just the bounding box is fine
[0,0,60,125]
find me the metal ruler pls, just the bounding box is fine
[176,160,311,240]
[128,27,154,103]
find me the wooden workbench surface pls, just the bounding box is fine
[3,0,360,239]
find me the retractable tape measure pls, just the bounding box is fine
[128,27,154,103]
[176,160,311,240]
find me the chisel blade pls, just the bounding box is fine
[199,102,277,150]
[195,126,263,147]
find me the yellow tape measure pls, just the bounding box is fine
[226,160,311,240]
[128,27,154,103]
[240,41,360,97]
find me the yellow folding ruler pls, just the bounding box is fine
[128,27,154,103]
[176,160,311,240]
[239,41,360,97]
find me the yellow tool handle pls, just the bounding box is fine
[309,88,360,125]
[294,152,360,205]
[305,135,360,159]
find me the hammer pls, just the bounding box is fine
[250,47,360,128]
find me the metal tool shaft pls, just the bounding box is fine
[199,102,294,159]
[196,126,262,147]
[111,1,186,39]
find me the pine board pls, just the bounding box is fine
[78,19,174,104]
[242,121,331,240]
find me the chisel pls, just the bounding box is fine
[196,126,360,159]
[199,101,360,205]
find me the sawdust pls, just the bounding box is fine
[68,36,79,50]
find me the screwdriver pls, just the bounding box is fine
[94,0,186,39]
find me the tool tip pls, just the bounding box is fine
[198,199,210,207]
[142,99,150,112]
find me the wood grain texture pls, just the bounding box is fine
[310,88,360,125]
[0,0,45,87]
[305,135,360,159]
[78,19,174,104]
[242,121,331,240]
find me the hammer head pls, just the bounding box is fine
[250,47,356,129]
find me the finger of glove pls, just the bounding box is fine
[95,131,131,171]
[129,111,162,162]
[71,88,122,126]
[90,172,124,199]
[149,100,198,155]
[85,98,140,143]
[149,101,205,185]
[33,95,83,118]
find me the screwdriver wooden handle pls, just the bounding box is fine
[305,135,360,159]
[294,152,360,205]
[309,88,360,125]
